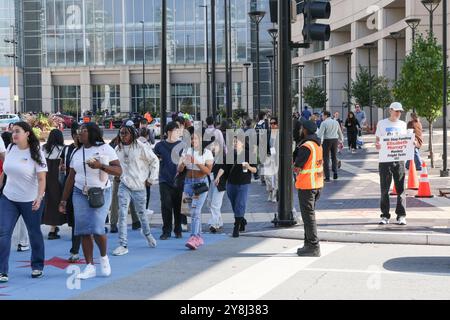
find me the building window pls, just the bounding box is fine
[53,85,81,116]
[216,82,242,112]
[92,85,120,114]
[171,83,200,120]
[131,84,160,114]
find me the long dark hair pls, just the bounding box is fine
[44,129,64,154]
[12,121,44,166]
[82,122,105,147]
[347,111,356,119]
[1,131,12,148]
[118,125,137,150]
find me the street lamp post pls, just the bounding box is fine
[299,64,304,113]
[441,0,449,177]
[199,4,210,116]
[243,62,251,116]
[4,25,18,114]
[268,28,278,116]
[267,55,274,116]
[140,21,146,113]
[405,18,421,46]
[248,10,265,116]
[364,42,376,131]
[421,0,441,36]
[322,58,329,111]
[210,0,217,121]
[161,0,167,134]
[345,52,352,114]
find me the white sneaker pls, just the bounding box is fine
[77,264,96,280]
[379,217,389,225]
[267,193,272,201]
[271,192,277,203]
[112,246,129,256]
[143,231,157,248]
[182,224,188,232]
[145,209,154,216]
[398,217,407,225]
[99,255,111,277]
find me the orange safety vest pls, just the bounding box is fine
[295,140,324,190]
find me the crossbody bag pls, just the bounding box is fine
[82,147,106,208]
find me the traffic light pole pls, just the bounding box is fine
[161,0,167,134]
[274,0,295,226]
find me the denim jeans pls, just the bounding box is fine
[379,162,406,220]
[207,176,225,228]
[184,177,209,236]
[405,148,423,171]
[0,195,45,274]
[118,183,153,247]
[110,179,139,226]
[226,183,249,218]
[322,139,339,179]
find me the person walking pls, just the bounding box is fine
[138,127,156,216]
[0,122,47,282]
[59,123,122,280]
[406,112,423,172]
[375,102,408,225]
[225,137,257,238]
[317,111,344,181]
[294,120,323,257]
[354,104,367,148]
[154,122,184,240]
[301,106,312,121]
[264,117,279,202]
[112,125,159,256]
[62,124,82,262]
[344,111,361,154]
[178,131,213,250]
[42,129,67,240]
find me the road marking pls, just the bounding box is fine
[189,243,344,300]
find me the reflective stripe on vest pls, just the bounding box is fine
[296,140,323,190]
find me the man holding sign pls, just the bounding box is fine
[375,102,412,226]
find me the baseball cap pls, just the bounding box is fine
[125,120,134,127]
[300,119,318,134]
[389,102,404,111]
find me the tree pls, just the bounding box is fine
[303,78,327,111]
[351,65,377,108]
[393,34,449,168]
[373,76,392,110]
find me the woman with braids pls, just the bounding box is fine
[42,129,67,240]
[0,122,48,283]
[59,123,122,280]
[112,125,159,256]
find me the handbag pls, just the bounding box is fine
[83,147,105,208]
[174,169,187,190]
[192,182,209,195]
[180,192,191,216]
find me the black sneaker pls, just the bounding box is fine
[324,178,331,183]
[159,233,170,240]
[297,246,321,257]
[239,218,247,232]
[48,232,61,240]
[17,244,30,252]
[175,232,182,239]
[333,173,338,180]
[209,226,217,234]
[132,221,141,230]
[31,270,43,279]
[110,224,118,233]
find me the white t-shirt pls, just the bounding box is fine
[183,147,214,171]
[375,118,407,138]
[0,138,5,153]
[3,145,48,202]
[70,144,118,190]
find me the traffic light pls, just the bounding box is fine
[302,0,331,42]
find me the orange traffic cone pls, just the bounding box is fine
[109,120,113,129]
[415,162,434,198]
[407,160,419,190]
[389,183,398,196]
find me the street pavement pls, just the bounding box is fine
[2,129,445,299]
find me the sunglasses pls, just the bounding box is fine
[270,122,277,125]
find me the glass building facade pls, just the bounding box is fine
[0,0,21,67]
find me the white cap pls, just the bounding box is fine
[125,120,134,127]
[389,102,404,111]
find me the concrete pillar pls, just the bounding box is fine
[120,67,131,113]
[41,69,52,113]
[80,69,91,114]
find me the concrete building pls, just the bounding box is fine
[0,0,279,120]
[292,0,450,128]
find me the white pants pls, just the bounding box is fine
[15,216,29,246]
[207,177,225,228]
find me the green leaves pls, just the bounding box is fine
[393,34,448,123]
[303,78,327,110]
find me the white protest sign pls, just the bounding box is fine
[379,133,415,163]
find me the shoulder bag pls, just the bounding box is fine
[83,147,105,208]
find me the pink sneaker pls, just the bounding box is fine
[185,236,198,250]
[196,235,204,246]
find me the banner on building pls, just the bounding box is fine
[379,133,415,163]
[0,77,11,114]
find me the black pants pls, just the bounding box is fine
[347,131,358,150]
[379,162,406,220]
[322,139,338,179]
[298,189,321,248]
[70,227,81,255]
[159,183,183,235]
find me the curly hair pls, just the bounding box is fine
[12,122,44,166]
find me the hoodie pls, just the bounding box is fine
[294,134,322,170]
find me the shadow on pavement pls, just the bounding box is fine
[383,257,450,276]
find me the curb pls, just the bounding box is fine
[242,228,450,246]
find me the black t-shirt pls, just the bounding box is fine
[225,151,252,185]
